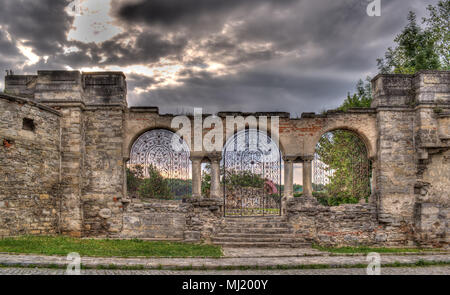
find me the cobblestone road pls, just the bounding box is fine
[0,266,448,275]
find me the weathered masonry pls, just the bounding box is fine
[0,70,448,248]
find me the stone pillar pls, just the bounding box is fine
[283,156,295,199]
[191,156,203,198]
[370,158,377,206]
[209,154,222,199]
[302,156,313,197]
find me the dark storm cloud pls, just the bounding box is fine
[0,0,73,56]
[127,73,157,89]
[0,0,441,115]
[124,0,439,114]
[99,31,187,65]
[117,0,298,29]
[128,65,351,115]
[0,30,19,58]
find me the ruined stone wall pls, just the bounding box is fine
[1,70,448,248]
[372,71,450,247]
[123,109,378,160]
[56,106,85,237]
[0,94,61,236]
[416,149,450,246]
[412,72,450,247]
[120,199,188,240]
[82,107,126,237]
[287,197,378,246]
[375,109,416,244]
[120,198,223,242]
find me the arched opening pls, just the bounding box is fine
[127,129,192,200]
[313,129,371,206]
[222,129,283,216]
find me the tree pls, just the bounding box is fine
[423,0,450,69]
[316,130,370,206]
[126,164,144,198]
[377,1,449,74]
[315,78,373,206]
[137,164,172,199]
[201,164,211,196]
[339,77,372,111]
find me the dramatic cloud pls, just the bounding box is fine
[0,0,440,114]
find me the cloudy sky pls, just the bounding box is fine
[0,0,438,114]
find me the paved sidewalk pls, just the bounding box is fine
[221,248,448,257]
[0,249,448,270]
[0,266,449,275]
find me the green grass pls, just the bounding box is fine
[0,236,222,258]
[313,244,444,254]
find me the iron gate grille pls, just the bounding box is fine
[222,129,282,216]
[128,129,191,198]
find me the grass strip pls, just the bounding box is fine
[0,236,222,258]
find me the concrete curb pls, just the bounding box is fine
[0,253,449,270]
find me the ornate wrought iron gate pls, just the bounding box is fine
[222,129,282,216]
[313,129,371,202]
[128,129,191,198]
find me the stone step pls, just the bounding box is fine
[222,222,291,229]
[224,218,286,223]
[212,236,308,243]
[214,233,294,239]
[219,227,292,234]
[224,216,286,221]
[212,241,311,248]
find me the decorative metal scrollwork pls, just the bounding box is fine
[222,129,282,216]
[313,130,371,203]
[129,129,191,197]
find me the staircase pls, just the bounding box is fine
[211,216,311,248]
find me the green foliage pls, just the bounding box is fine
[377,1,449,74]
[201,164,211,196]
[293,184,303,192]
[313,191,359,206]
[126,165,143,198]
[127,164,191,199]
[167,179,192,199]
[312,183,324,192]
[137,164,172,199]
[223,170,265,188]
[339,77,373,111]
[315,130,371,206]
[423,1,450,70]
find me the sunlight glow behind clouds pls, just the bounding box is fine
[67,0,122,43]
[17,42,40,66]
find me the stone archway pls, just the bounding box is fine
[312,129,372,205]
[128,128,192,199]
